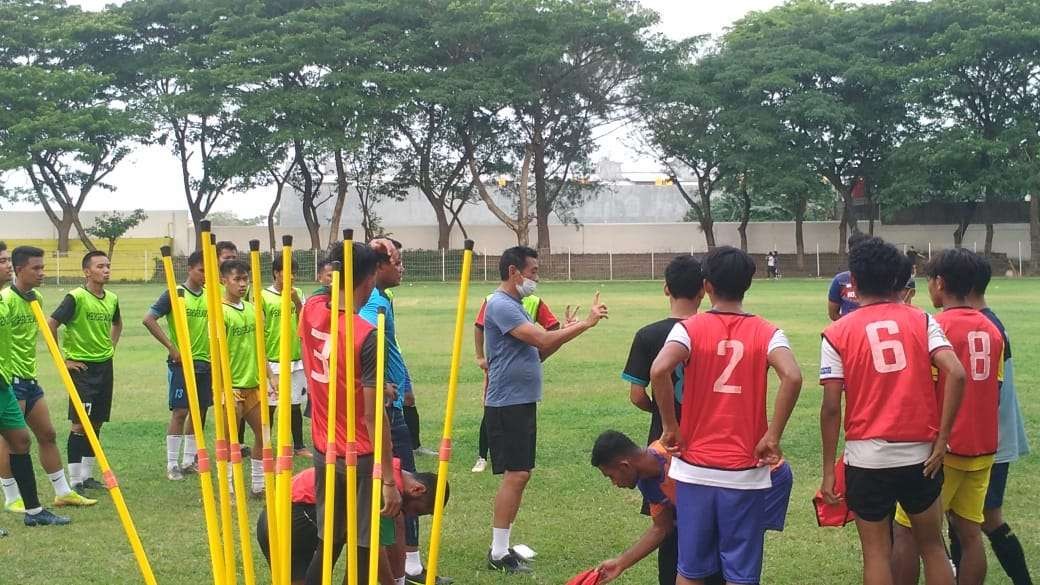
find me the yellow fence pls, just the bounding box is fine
[1,238,174,283]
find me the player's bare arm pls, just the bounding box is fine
[596,509,674,584]
[649,341,689,453]
[362,384,402,517]
[628,383,652,413]
[47,316,85,372]
[757,347,802,465]
[507,293,606,360]
[110,313,123,347]
[827,301,841,322]
[819,381,843,504]
[474,325,487,371]
[142,311,180,362]
[926,347,967,477]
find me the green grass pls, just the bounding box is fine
[2,278,1038,584]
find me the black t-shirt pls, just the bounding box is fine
[622,317,684,446]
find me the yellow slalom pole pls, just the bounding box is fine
[321,261,342,585]
[202,224,238,585]
[424,239,475,585]
[213,251,257,585]
[342,230,360,585]
[275,235,295,585]
[30,300,159,585]
[249,240,280,582]
[367,309,387,585]
[160,246,226,585]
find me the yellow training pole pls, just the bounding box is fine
[213,250,257,585]
[249,240,280,582]
[276,235,295,585]
[160,246,226,585]
[30,300,159,585]
[424,239,475,585]
[342,230,359,585]
[367,309,387,585]
[321,262,342,585]
[202,224,238,585]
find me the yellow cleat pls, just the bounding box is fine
[54,492,98,507]
[5,498,25,514]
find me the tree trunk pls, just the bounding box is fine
[1030,194,1039,274]
[72,215,95,251]
[532,126,551,252]
[294,142,323,251]
[795,198,807,269]
[838,208,849,260]
[984,221,995,256]
[328,150,348,246]
[267,186,281,252]
[189,206,205,250]
[737,178,750,252]
[56,215,73,254]
[697,181,716,249]
[434,205,451,250]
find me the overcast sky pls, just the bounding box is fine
[10,0,883,215]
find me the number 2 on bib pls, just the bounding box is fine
[714,339,744,394]
[865,320,907,373]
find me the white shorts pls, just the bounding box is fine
[267,361,307,407]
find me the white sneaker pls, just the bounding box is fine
[166,466,184,481]
[471,457,487,473]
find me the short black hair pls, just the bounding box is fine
[187,251,204,268]
[390,239,403,251]
[664,254,703,300]
[216,241,238,257]
[849,237,904,297]
[848,232,870,252]
[972,253,993,296]
[317,258,334,271]
[894,253,914,294]
[12,246,44,270]
[924,248,978,300]
[702,246,755,301]
[271,257,299,274]
[499,246,538,281]
[219,259,250,278]
[329,241,380,290]
[590,430,639,468]
[82,250,108,269]
[0,241,6,253]
[412,472,449,511]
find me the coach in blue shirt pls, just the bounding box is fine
[482,246,607,573]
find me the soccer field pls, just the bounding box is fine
[3,278,1037,584]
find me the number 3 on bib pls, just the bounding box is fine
[865,320,907,373]
[714,339,744,394]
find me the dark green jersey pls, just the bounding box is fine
[222,301,259,389]
[52,287,120,362]
[1,286,42,379]
[149,284,210,362]
[260,286,303,362]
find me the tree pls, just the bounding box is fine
[86,209,148,259]
[206,211,265,227]
[0,0,146,252]
[341,133,407,242]
[468,145,536,246]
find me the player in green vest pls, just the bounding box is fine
[47,250,122,495]
[0,243,75,528]
[143,250,213,481]
[260,257,309,458]
[220,259,264,497]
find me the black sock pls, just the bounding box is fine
[9,453,41,511]
[67,432,84,464]
[291,405,304,449]
[986,523,1033,585]
[83,428,96,457]
[404,404,420,450]
[949,522,962,570]
[238,418,246,445]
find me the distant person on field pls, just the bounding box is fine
[827,232,870,320]
[314,258,334,296]
[48,250,122,496]
[260,257,309,458]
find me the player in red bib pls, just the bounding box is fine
[299,242,401,585]
[819,237,966,585]
[891,249,1003,585]
[650,246,802,585]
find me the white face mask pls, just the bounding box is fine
[516,277,537,298]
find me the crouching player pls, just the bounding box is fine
[590,430,793,585]
[257,463,448,585]
[650,246,802,585]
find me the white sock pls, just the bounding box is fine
[405,551,423,575]
[48,470,73,498]
[250,458,264,491]
[25,506,42,515]
[183,435,198,465]
[82,457,96,480]
[68,463,82,485]
[1,477,21,504]
[491,527,511,560]
[167,435,183,470]
[395,578,405,585]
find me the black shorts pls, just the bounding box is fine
[845,463,943,522]
[11,377,45,415]
[485,402,537,474]
[257,503,318,581]
[69,359,114,425]
[168,361,213,411]
[311,449,374,545]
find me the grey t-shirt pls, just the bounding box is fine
[484,290,542,407]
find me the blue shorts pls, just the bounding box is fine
[676,482,767,584]
[10,377,45,415]
[764,462,794,531]
[984,462,1010,510]
[168,362,213,411]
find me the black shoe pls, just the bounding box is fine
[79,478,105,491]
[240,445,251,458]
[24,509,71,527]
[0,527,8,537]
[487,550,531,574]
[72,482,89,496]
[405,569,454,585]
